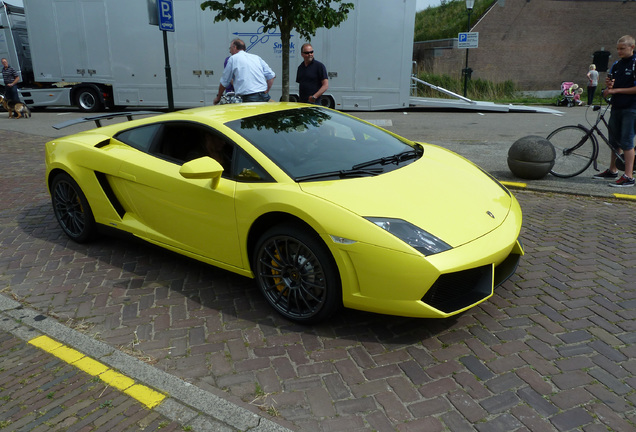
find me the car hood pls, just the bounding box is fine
[298,145,512,248]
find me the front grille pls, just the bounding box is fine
[422,265,493,313]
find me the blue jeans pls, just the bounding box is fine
[4,84,19,102]
[608,107,636,151]
[240,92,271,102]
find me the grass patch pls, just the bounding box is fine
[414,72,609,106]
[416,72,519,101]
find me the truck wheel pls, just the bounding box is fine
[320,95,335,109]
[75,88,103,112]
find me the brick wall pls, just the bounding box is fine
[414,0,636,91]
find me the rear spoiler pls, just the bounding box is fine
[53,111,161,130]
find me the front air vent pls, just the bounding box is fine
[422,265,493,313]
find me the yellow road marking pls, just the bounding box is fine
[100,369,136,391]
[48,344,84,363]
[28,335,165,409]
[613,193,636,200]
[499,182,636,200]
[29,335,62,351]
[74,357,110,375]
[500,181,527,188]
[125,384,166,408]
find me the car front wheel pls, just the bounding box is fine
[50,172,97,243]
[253,225,342,324]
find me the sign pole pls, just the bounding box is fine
[163,30,174,111]
[157,0,175,111]
[458,31,478,98]
[462,8,473,98]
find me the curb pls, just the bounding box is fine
[500,180,636,201]
[0,295,295,432]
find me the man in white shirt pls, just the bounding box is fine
[214,39,275,104]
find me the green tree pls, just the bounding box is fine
[200,0,353,101]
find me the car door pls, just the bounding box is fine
[113,122,242,269]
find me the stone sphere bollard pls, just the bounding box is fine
[507,135,556,180]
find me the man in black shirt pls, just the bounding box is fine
[595,35,636,187]
[296,43,328,104]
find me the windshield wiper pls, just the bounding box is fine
[352,145,423,170]
[295,168,383,182]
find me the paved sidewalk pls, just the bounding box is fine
[0,331,182,431]
[1,118,635,432]
[0,296,294,432]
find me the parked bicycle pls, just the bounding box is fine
[547,101,627,178]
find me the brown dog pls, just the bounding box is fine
[0,94,31,119]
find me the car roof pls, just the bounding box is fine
[64,102,317,138]
[136,102,314,130]
[180,102,311,123]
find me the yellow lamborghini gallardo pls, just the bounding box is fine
[45,103,523,324]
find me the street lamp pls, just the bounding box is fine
[462,0,475,97]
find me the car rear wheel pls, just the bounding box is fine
[51,172,97,243]
[253,225,341,324]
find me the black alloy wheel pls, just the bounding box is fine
[253,225,341,324]
[51,172,97,243]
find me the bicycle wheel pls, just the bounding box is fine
[547,125,598,178]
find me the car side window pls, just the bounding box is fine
[114,124,162,152]
[153,122,236,177]
[185,131,234,174]
[234,148,273,182]
[114,121,270,182]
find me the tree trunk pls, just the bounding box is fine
[280,28,291,102]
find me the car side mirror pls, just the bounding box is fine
[179,157,223,188]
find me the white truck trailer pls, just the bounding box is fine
[0,0,415,112]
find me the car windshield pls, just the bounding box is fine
[225,107,420,181]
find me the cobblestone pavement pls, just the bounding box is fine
[1,128,635,431]
[0,333,183,431]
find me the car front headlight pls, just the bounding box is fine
[366,217,451,256]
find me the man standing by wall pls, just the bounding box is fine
[1,58,20,102]
[296,43,329,104]
[214,38,275,104]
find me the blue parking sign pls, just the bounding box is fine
[158,0,175,32]
[458,32,478,48]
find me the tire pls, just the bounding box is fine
[50,172,97,243]
[547,125,597,178]
[253,224,342,324]
[320,95,335,109]
[75,87,103,112]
